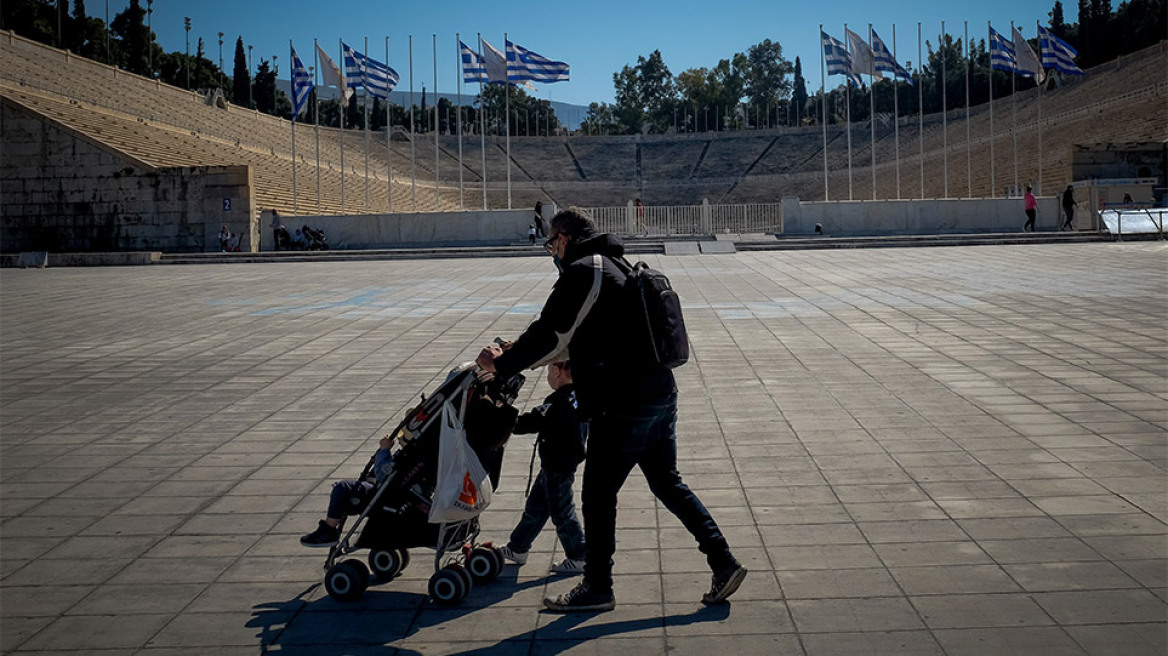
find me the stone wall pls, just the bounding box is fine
[782,196,1064,236]
[1,101,256,253]
[263,208,534,250]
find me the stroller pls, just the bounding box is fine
[321,362,525,605]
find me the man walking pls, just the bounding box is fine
[476,207,746,612]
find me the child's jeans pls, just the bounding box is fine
[508,469,586,560]
[326,479,375,520]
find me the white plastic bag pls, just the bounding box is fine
[428,399,493,523]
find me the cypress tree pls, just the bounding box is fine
[233,37,251,107]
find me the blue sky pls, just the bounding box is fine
[143,0,1060,108]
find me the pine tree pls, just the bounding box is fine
[233,37,251,108]
[111,0,149,75]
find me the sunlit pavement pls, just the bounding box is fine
[2,241,1165,655]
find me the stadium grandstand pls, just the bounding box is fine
[1,29,1165,252]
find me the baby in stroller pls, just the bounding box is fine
[299,435,394,548]
[304,361,526,604]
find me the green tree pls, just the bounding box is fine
[610,50,676,134]
[791,56,809,125]
[0,0,57,47]
[110,0,149,75]
[581,102,620,135]
[745,39,793,126]
[1049,0,1069,38]
[232,36,251,108]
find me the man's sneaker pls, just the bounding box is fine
[498,545,528,565]
[543,581,615,613]
[701,564,747,605]
[299,520,340,548]
[549,558,585,575]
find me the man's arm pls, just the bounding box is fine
[478,256,604,378]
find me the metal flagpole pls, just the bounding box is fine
[339,39,346,212]
[433,34,440,211]
[1011,21,1018,195]
[478,34,487,210]
[965,22,972,198]
[942,21,948,198]
[392,36,397,212]
[918,22,924,198]
[457,33,464,210]
[820,27,830,200]
[314,39,321,214]
[409,35,416,212]
[505,33,512,209]
[893,24,901,200]
[988,22,996,198]
[291,40,298,215]
[869,24,876,200]
[364,37,371,212]
[844,23,853,200]
[1037,20,1044,196]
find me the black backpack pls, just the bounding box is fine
[615,258,690,369]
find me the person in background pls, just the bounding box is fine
[1023,185,1038,232]
[1061,185,1078,231]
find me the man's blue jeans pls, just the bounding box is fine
[508,468,587,561]
[582,394,733,594]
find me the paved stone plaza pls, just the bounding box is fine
[1,242,1165,655]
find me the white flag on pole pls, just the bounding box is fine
[846,28,883,80]
[1011,27,1045,83]
[315,43,353,106]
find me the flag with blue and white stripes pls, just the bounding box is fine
[506,40,570,83]
[871,30,913,85]
[342,42,400,99]
[822,30,861,87]
[989,26,1016,73]
[461,41,488,84]
[289,46,315,118]
[1038,26,1083,75]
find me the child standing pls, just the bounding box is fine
[300,436,394,547]
[498,361,588,574]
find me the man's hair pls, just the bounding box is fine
[550,207,598,240]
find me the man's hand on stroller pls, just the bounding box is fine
[475,339,513,374]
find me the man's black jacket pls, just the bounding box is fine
[493,233,675,416]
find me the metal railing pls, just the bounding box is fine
[582,201,782,237]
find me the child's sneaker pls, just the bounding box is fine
[543,581,615,612]
[299,520,340,548]
[549,558,585,575]
[498,545,528,565]
[701,563,747,604]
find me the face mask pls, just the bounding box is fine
[552,254,563,272]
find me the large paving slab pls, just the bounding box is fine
[1,241,1166,655]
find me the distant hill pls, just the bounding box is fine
[277,79,589,129]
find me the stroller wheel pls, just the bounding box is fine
[325,559,369,602]
[488,545,506,574]
[428,567,467,605]
[467,547,501,584]
[445,563,474,594]
[368,548,409,580]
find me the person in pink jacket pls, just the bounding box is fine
[1023,185,1038,232]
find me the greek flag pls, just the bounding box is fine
[289,46,314,118]
[989,26,1016,72]
[871,30,913,84]
[506,40,570,83]
[822,30,861,87]
[342,42,400,99]
[461,41,487,83]
[1039,26,1083,75]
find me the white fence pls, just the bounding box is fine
[582,200,783,237]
